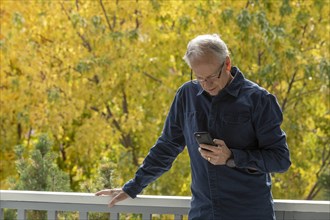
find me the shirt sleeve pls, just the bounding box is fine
[122,91,186,198]
[231,92,291,174]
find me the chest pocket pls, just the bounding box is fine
[184,111,208,144]
[223,113,250,125]
[220,112,255,148]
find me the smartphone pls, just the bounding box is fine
[194,132,217,146]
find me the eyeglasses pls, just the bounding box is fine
[191,61,225,83]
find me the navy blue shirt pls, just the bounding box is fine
[123,67,291,220]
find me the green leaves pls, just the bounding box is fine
[76,59,92,73]
[91,15,102,27]
[221,9,233,23]
[47,87,61,102]
[237,9,251,31]
[11,134,71,192]
[12,12,25,26]
[280,0,292,16]
[296,11,310,24]
[319,59,330,79]
[256,11,269,32]
[35,134,52,157]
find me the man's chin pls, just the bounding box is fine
[207,90,219,96]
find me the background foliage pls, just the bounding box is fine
[1,0,329,200]
[4,134,72,220]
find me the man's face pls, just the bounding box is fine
[190,53,230,96]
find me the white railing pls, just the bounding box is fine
[0,190,329,220]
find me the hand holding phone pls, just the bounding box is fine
[194,132,217,146]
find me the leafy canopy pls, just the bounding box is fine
[1,0,329,200]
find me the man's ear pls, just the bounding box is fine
[226,56,231,71]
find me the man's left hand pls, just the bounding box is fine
[199,139,232,165]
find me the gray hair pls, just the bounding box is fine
[183,34,230,68]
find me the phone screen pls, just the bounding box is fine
[194,132,217,146]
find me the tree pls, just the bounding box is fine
[1,0,329,200]
[6,134,71,219]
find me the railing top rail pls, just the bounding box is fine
[0,190,190,208]
[1,190,329,213]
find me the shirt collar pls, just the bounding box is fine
[196,66,244,97]
[197,85,204,96]
[225,66,244,97]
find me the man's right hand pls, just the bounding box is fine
[95,188,129,207]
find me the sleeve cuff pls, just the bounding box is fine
[122,179,144,199]
[231,149,262,175]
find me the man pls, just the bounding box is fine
[96,34,291,220]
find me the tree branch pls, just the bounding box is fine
[76,32,92,52]
[290,88,320,109]
[59,142,67,161]
[306,181,322,200]
[305,144,330,200]
[90,103,137,165]
[281,68,298,112]
[75,0,79,10]
[105,104,122,131]
[142,71,162,83]
[135,9,140,30]
[122,88,128,115]
[26,127,33,149]
[301,23,308,39]
[258,50,264,66]
[99,0,114,32]
[60,2,92,52]
[245,0,250,9]
[321,146,330,168]
[17,123,22,142]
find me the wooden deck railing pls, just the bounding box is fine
[0,190,329,220]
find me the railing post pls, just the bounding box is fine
[17,209,26,220]
[174,214,183,220]
[142,213,152,220]
[110,212,119,220]
[0,208,3,220]
[79,211,88,220]
[47,210,57,220]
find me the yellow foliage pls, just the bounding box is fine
[1,0,329,200]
